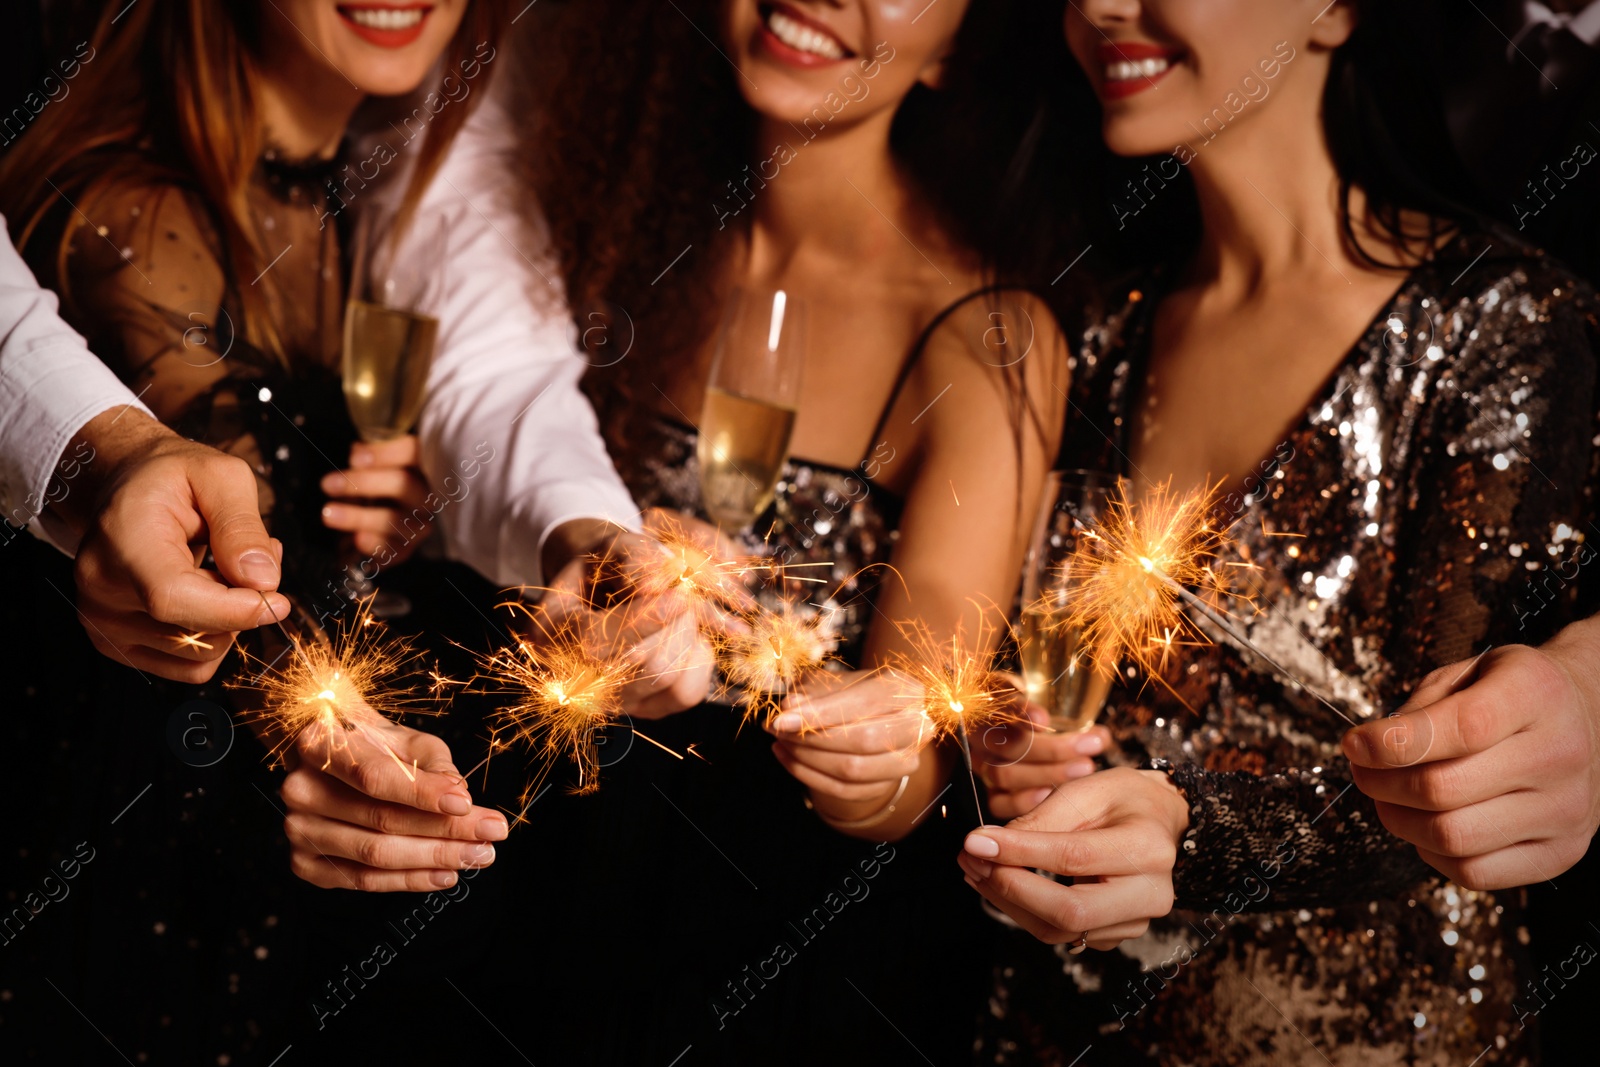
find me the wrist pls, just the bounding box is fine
[53,409,177,539]
[542,517,630,584]
[1139,768,1192,838]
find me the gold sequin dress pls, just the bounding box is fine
[981,235,1600,1066]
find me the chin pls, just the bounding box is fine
[1100,117,1185,160]
[348,63,445,98]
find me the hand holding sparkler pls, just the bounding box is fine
[958,765,1188,952]
[228,608,505,893]
[969,683,1112,820]
[768,668,932,821]
[279,717,505,892]
[537,510,740,718]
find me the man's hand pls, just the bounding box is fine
[66,410,289,682]
[281,717,505,892]
[1344,630,1600,890]
[537,513,719,718]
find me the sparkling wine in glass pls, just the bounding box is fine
[697,287,806,531]
[342,213,443,442]
[1018,469,1118,733]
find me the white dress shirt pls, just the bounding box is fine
[0,217,151,552]
[389,87,641,590]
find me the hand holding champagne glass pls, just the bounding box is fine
[323,212,447,613]
[697,287,807,531]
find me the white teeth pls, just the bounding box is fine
[1105,56,1171,82]
[765,9,847,60]
[345,7,426,30]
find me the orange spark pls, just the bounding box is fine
[714,602,840,723]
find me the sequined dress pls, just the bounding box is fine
[981,235,1600,1066]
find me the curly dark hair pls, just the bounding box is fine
[518,0,1081,450]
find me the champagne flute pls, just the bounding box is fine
[697,287,807,532]
[342,211,443,442]
[1017,469,1118,733]
[336,211,446,616]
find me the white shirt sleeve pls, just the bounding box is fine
[394,92,641,590]
[0,216,151,554]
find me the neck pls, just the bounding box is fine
[1184,92,1355,292]
[254,59,364,160]
[742,109,914,271]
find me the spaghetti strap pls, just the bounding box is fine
[861,282,1038,460]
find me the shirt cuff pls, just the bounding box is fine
[2,345,150,556]
[489,481,643,591]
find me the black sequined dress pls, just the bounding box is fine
[980,235,1600,1066]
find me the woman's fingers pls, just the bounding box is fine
[289,854,467,893]
[1084,919,1152,951]
[281,769,507,841]
[771,739,919,784]
[960,858,1171,942]
[987,787,1055,821]
[982,758,1097,792]
[767,708,926,753]
[349,435,420,469]
[964,823,1174,878]
[770,743,916,802]
[321,466,426,502]
[285,810,496,873]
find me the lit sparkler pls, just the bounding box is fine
[228,605,433,771]
[714,602,840,724]
[477,617,640,801]
[1050,479,1350,719]
[888,617,1019,827]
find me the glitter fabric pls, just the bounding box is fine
[983,235,1600,1066]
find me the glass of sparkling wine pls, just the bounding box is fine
[1018,469,1119,734]
[337,212,445,615]
[697,287,807,531]
[342,212,442,442]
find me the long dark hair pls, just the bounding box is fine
[521,0,1079,449]
[1058,0,1495,280]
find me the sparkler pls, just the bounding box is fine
[1051,479,1349,719]
[477,611,640,802]
[228,602,434,771]
[887,617,1019,827]
[713,602,840,724]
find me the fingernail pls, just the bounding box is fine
[464,844,495,867]
[968,857,993,880]
[1062,759,1095,782]
[439,793,472,816]
[1025,787,1053,809]
[254,599,285,626]
[772,713,802,733]
[1074,732,1106,756]
[431,870,458,888]
[351,447,374,468]
[965,832,1000,858]
[962,875,978,890]
[238,550,279,587]
[1341,730,1372,764]
[320,473,345,494]
[477,818,508,841]
[321,504,340,523]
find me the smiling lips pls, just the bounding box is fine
[337,4,434,48]
[1097,41,1181,100]
[758,3,854,68]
